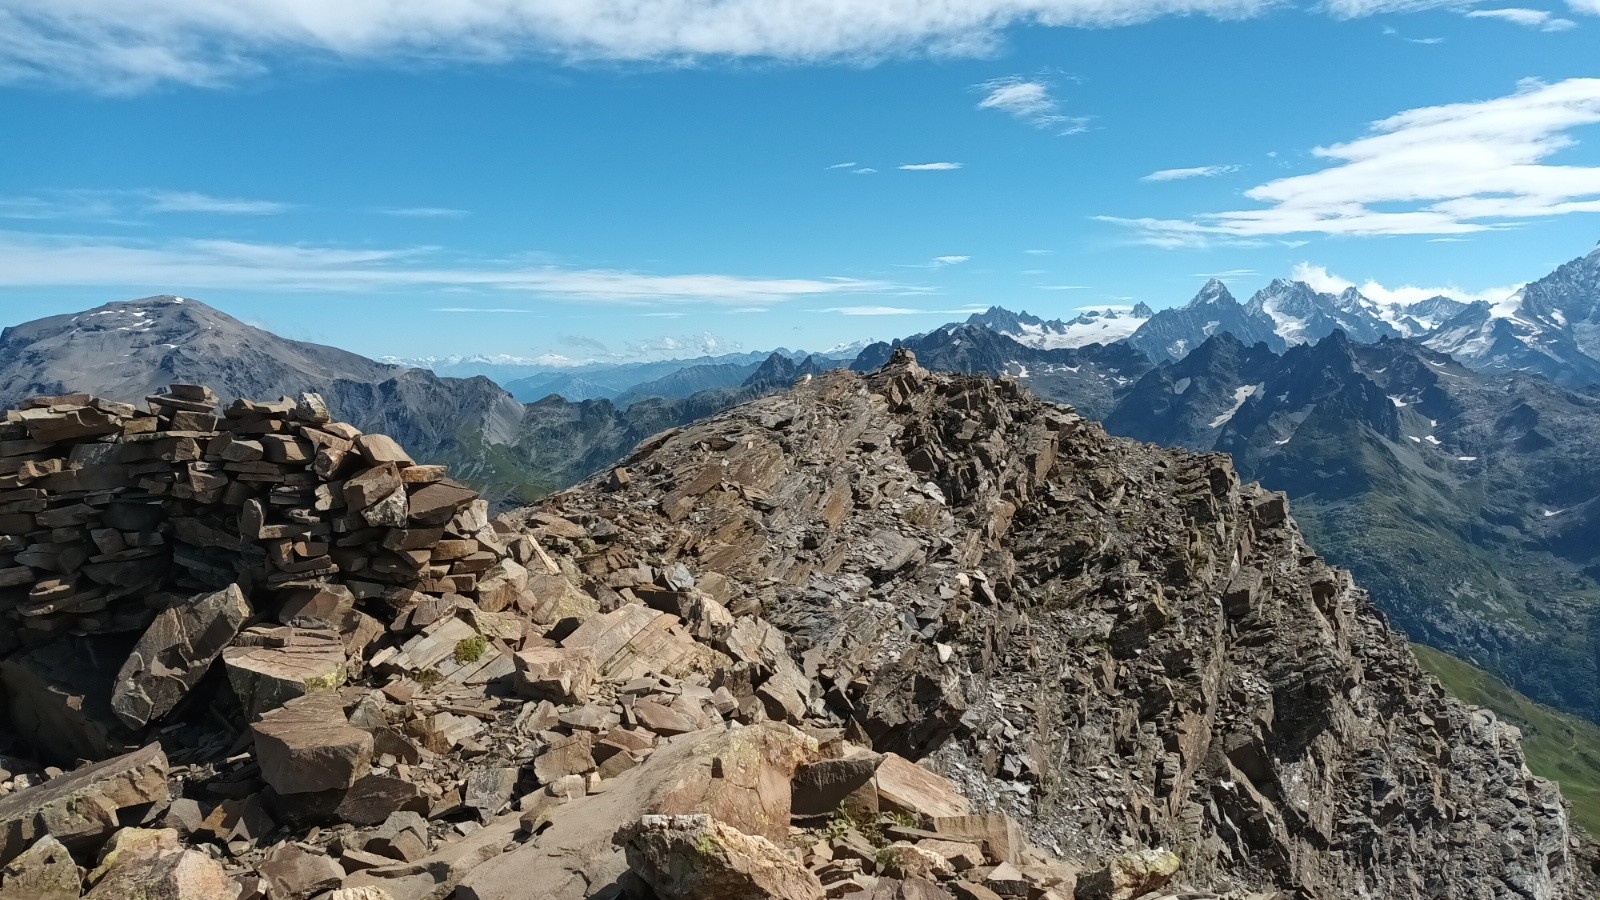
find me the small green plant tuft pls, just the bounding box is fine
[454,634,488,664]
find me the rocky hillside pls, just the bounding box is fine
[515,352,1590,898]
[0,359,1591,900]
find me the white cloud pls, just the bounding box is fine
[899,162,963,171]
[1141,164,1240,181]
[1100,78,1600,246]
[1324,0,1470,17]
[0,0,1283,92]
[826,161,858,170]
[852,167,878,174]
[1573,0,1600,14]
[1290,262,1520,307]
[974,76,1091,134]
[821,305,988,316]
[379,206,470,218]
[1023,248,1054,254]
[0,188,290,219]
[931,255,971,266]
[0,230,911,304]
[433,306,538,313]
[1464,7,1576,29]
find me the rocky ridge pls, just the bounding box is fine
[0,356,1590,900]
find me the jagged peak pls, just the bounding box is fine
[1132,301,1155,317]
[1188,279,1237,307]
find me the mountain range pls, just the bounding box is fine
[3,240,1598,731]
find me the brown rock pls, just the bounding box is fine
[355,435,413,467]
[1075,850,1180,900]
[792,754,881,817]
[82,829,238,900]
[110,584,251,730]
[0,744,169,866]
[223,627,346,718]
[930,814,1023,866]
[257,844,342,900]
[457,723,818,900]
[0,835,80,900]
[872,755,969,822]
[620,814,824,900]
[533,733,596,783]
[513,646,597,704]
[251,693,374,795]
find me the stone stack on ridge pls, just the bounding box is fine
[0,384,533,762]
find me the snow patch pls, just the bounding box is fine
[1456,456,1477,461]
[1208,384,1259,429]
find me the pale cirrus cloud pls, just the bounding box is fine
[1100,78,1600,246]
[899,162,963,171]
[0,230,912,303]
[1463,8,1576,29]
[0,0,1284,92]
[1573,0,1600,14]
[820,305,989,315]
[1141,164,1240,181]
[974,76,1091,134]
[0,188,290,219]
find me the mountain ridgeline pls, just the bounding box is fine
[0,298,826,508]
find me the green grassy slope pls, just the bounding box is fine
[1413,643,1600,835]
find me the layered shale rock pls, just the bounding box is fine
[516,350,1594,899]
[0,359,1592,899]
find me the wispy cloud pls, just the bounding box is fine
[899,162,963,171]
[1099,78,1600,247]
[0,230,913,304]
[434,307,539,313]
[852,167,878,175]
[1192,268,1258,277]
[820,305,988,316]
[0,188,290,220]
[379,206,470,218]
[1037,284,1090,290]
[974,75,1091,134]
[1141,164,1240,182]
[0,0,1291,93]
[1291,262,1520,307]
[932,255,970,266]
[1574,0,1600,14]
[1463,7,1577,29]
[1023,248,1054,255]
[825,161,858,170]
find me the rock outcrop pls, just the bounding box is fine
[0,358,1592,900]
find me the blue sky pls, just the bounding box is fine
[1,0,1598,362]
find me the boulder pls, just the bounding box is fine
[930,814,1023,866]
[223,627,346,719]
[81,828,238,900]
[0,835,80,900]
[110,584,251,730]
[257,844,343,899]
[620,814,824,900]
[457,723,817,900]
[251,693,373,795]
[1075,849,1180,900]
[872,754,969,821]
[512,647,596,704]
[0,744,169,866]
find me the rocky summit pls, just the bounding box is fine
[0,353,1592,900]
